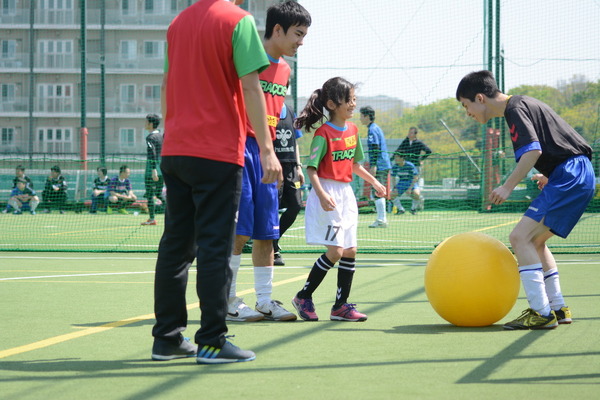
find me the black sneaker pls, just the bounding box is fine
[409,209,417,215]
[196,340,256,364]
[274,252,285,266]
[151,336,198,361]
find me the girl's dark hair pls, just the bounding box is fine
[456,70,501,101]
[295,77,355,131]
[264,1,311,39]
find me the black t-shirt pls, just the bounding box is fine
[273,104,298,164]
[505,95,592,177]
[394,138,431,167]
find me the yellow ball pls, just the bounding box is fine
[424,232,519,327]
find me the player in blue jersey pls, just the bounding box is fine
[360,106,391,228]
[8,178,39,215]
[390,153,421,215]
[456,70,595,330]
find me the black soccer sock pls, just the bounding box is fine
[297,254,334,299]
[334,257,356,308]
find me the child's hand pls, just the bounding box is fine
[319,194,337,212]
[531,173,548,190]
[372,181,387,198]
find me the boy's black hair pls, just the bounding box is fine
[455,70,501,102]
[51,165,61,174]
[264,0,311,39]
[360,106,375,122]
[97,166,108,176]
[15,164,25,172]
[146,113,160,129]
[119,164,129,174]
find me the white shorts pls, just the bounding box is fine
[305,179,358,249]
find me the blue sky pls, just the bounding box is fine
[296,0,600,105]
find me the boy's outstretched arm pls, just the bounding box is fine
[490,150,541,205]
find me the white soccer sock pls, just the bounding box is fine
[375,197,386,222]
[519,263,551,316]
[411,198,418,210]
[544,268,566,310]
[30,199,39,211]
[228,254,242,299]
[254,266,273,307]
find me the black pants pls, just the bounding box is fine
[274,163,303,251]
[42,190,67,211]
[144,174,164,220]
[152,156,242,348]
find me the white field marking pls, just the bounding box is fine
[0,273,308,360]
[0,271,155,281]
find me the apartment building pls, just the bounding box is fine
[0,0,281,158]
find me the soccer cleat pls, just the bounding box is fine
[118,208,129,214]
[330,303,368,322]
[255,300,297,321]
[368,220,388,228]
[554,306,572,324]
[196,340,256,364]
[151,336,197,361]
[274,252,285,266]
[409,209,417,215]
[30,211,36,215]
[393,208,405,215]
[13,210,22,215]
[141,219,157,226]
[503,308,558,330]
[292,296,318,321]
[1,209,7,214]
[226,297,264,322]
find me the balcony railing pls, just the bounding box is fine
[0,96,160,115]
[0,8,177,26]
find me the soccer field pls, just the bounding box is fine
[1,252,599,399]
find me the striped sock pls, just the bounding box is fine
[297,254,334,299]
[544,268,566,310]
[335,257,356,308]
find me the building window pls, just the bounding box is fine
[39,0,74,24]
[1,83,16,102]
[38,40,74,68]
[1,40,16,59]
[1,127,14,146]
[143,41,165,59]
[37,83,73,112]
[1,0,16,16]
[144,0,168,14]
[143,85,161,102]
[120,128,136,148]
[37,127,72,153]
[122,0,137,16]
[119,40,137,66]
[120,84,136,104]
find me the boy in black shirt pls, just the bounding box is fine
[456,70,594,330]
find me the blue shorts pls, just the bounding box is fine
[525,155,595,238]
[395,181,419,194]
[396,181,417,196]
[236,137,280,240]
